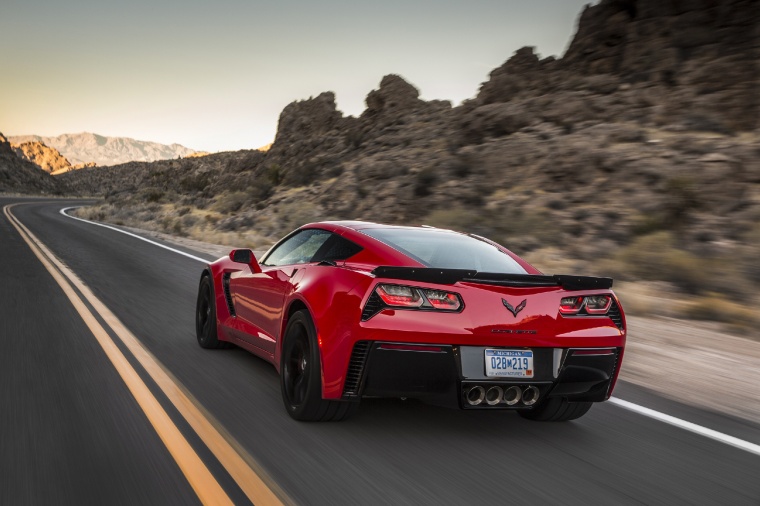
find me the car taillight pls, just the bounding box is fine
[374,284,462,312]
[584,295,612,314]
[559,294,613,315]
[376,284,423,308]
[559,296,585,314]
[423,289,462,311]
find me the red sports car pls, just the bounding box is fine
[196,221,625,422]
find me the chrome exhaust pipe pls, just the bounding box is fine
[485,386,504,406]
[503,386,522,406]
[465,386,486,406]
[522,386,540,406]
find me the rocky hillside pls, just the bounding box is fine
[9,132,197,166]
[63,0,760,334]
[0,133,64,194]
[11,141,71,174]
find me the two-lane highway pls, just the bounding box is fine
[3,197,760,505]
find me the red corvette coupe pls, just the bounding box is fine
[196,221,626,422]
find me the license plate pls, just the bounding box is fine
[485,349,534,378]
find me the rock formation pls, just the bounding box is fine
[12,141,72,173]
[0,132,64,194]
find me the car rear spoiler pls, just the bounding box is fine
[371,267,613,290]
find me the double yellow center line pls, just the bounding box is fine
[4,204,290,506]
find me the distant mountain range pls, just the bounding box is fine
[8,132,197,167]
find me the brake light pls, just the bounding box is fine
[559,294,613,315]
[559,296,584,314]
[376,284,423,308]
[584,295,612,314]
[423,289,462,311]
[373,284,463,312]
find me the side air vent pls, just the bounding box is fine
[361,291,385,321]
[608,299,624,331]
[342,341,372,398]
[222,273,236,317]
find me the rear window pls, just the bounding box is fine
[361,228,527,274]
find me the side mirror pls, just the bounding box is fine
[229,248,262,273]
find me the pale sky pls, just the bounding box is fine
[1,0,594,153]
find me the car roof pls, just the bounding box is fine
[296,220,539,274]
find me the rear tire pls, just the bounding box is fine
[518,397,592,422]
[196,275,228,349]
[280,310,358,422]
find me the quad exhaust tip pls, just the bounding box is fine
[464,385,539,407]
[465,386,486,406]
[522,386,540,406]
[504,386,522,406]
[485,386,503,406]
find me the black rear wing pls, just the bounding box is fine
[371,266,612,290]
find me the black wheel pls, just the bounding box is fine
[280,310,358,422]
[518,397,592,422]
[196,275,227,349]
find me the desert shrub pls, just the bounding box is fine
[226,151,265,173]
[345,129,364,149]
[181,214,199,228]
[423,207,483,232]
[275,201,325,236]
[607,232,714,292]
[325,164,344,178]
[247,179,273,202]
[413,167,437,197]
[681,295,758,331]
[265,164,283,185]
[179,174,211,193]
[630,212,665,236]
[663,176,700,225]
[213,191,249,214]
[283,161,318,187]
[422,205,558,248]
[142,187,165,203]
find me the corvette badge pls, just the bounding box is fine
[502,298,527,317]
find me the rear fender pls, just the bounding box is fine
[281,265,372,399]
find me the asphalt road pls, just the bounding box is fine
[2,197,759,505]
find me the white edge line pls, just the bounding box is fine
[59,206,760,459]
[60,207,210,264]
[609,397,760,457]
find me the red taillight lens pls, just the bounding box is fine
[376,284,424,308]
[559,294,613,315]
[559,296,585,314]
[423,289,462,311]
[374,284,462,311]
[585,295,612,314]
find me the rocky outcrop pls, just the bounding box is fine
[9,132,197,166]
[12,141,71,173]
[0,133,64,194]
[472,0,759,132]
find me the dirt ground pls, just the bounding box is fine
[127,226,760,424]
[623,316,760,423]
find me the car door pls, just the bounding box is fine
[230,229,333,353]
